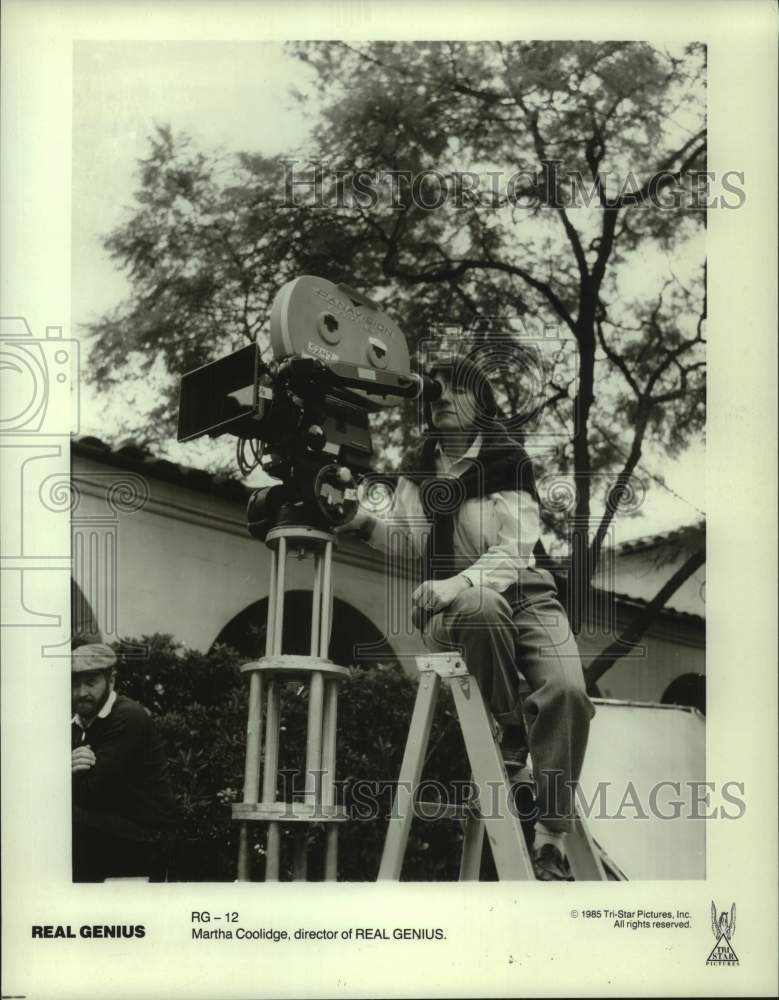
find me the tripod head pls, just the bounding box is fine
[176,276,441,538]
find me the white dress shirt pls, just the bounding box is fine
[72,688,117,735]
[362,434,540,593]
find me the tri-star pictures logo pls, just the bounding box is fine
[706,902,738,966]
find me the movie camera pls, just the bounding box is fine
[177,276,440,538]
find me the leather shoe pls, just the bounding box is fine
[533,842,574,881]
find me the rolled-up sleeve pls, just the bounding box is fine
[460,490,540,592]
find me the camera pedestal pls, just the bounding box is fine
[232,525,349,881]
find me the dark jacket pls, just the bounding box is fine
[72,695,177,841]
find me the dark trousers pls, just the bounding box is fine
[422,568,594,832]
[73,814,154,882]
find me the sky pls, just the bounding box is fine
[71,40,706,544]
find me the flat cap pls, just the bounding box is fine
[71,643,117,673]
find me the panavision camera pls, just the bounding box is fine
[177,276,440,538]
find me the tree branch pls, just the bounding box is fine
[596,317,640,396]
[584,545,705,690]
[383,253,577,334]
[498,51,591,282]
[607,132,707,208]
[589,410,649,574]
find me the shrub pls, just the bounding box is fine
[115,635,472,881]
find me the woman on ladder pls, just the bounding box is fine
[346,353,594,880]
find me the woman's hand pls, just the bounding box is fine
[412,575,471,615]
[334,507,377,537]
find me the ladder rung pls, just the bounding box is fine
[240,655,350,679]
[414,800,477,821]
[232,802,348,823]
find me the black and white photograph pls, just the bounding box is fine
[1,2,776,998]
[67,35,711,885]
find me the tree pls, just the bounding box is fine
[86,41,707,682]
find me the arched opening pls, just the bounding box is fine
[71,577,101,646]
[661,673,706,715]
[211,591,396,667]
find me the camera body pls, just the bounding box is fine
[177,276,436,537]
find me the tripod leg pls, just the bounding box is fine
[271,536,286,653]
[310,549,323,655]
[262,678,282,880]
[305,548,327,809]
[262,538,287,880]
[378,671,440,880]
[294,670,325,882]
[318,540,333,655]
[237,539,279,881]
[292,831,308,880]
[322,679,339,880]
[237,670,264,880]
[318,540,340,880]
[294,547,328,882]
[305,672,325,801]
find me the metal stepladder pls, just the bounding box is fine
[378,653,611,881]
[232,525,349,881]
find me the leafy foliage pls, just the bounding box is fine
[116,634,472,881]
[87,42,706,492]
[89,41,708,676]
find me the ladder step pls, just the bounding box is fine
[414,800,477,821]
[232,802,347,823]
